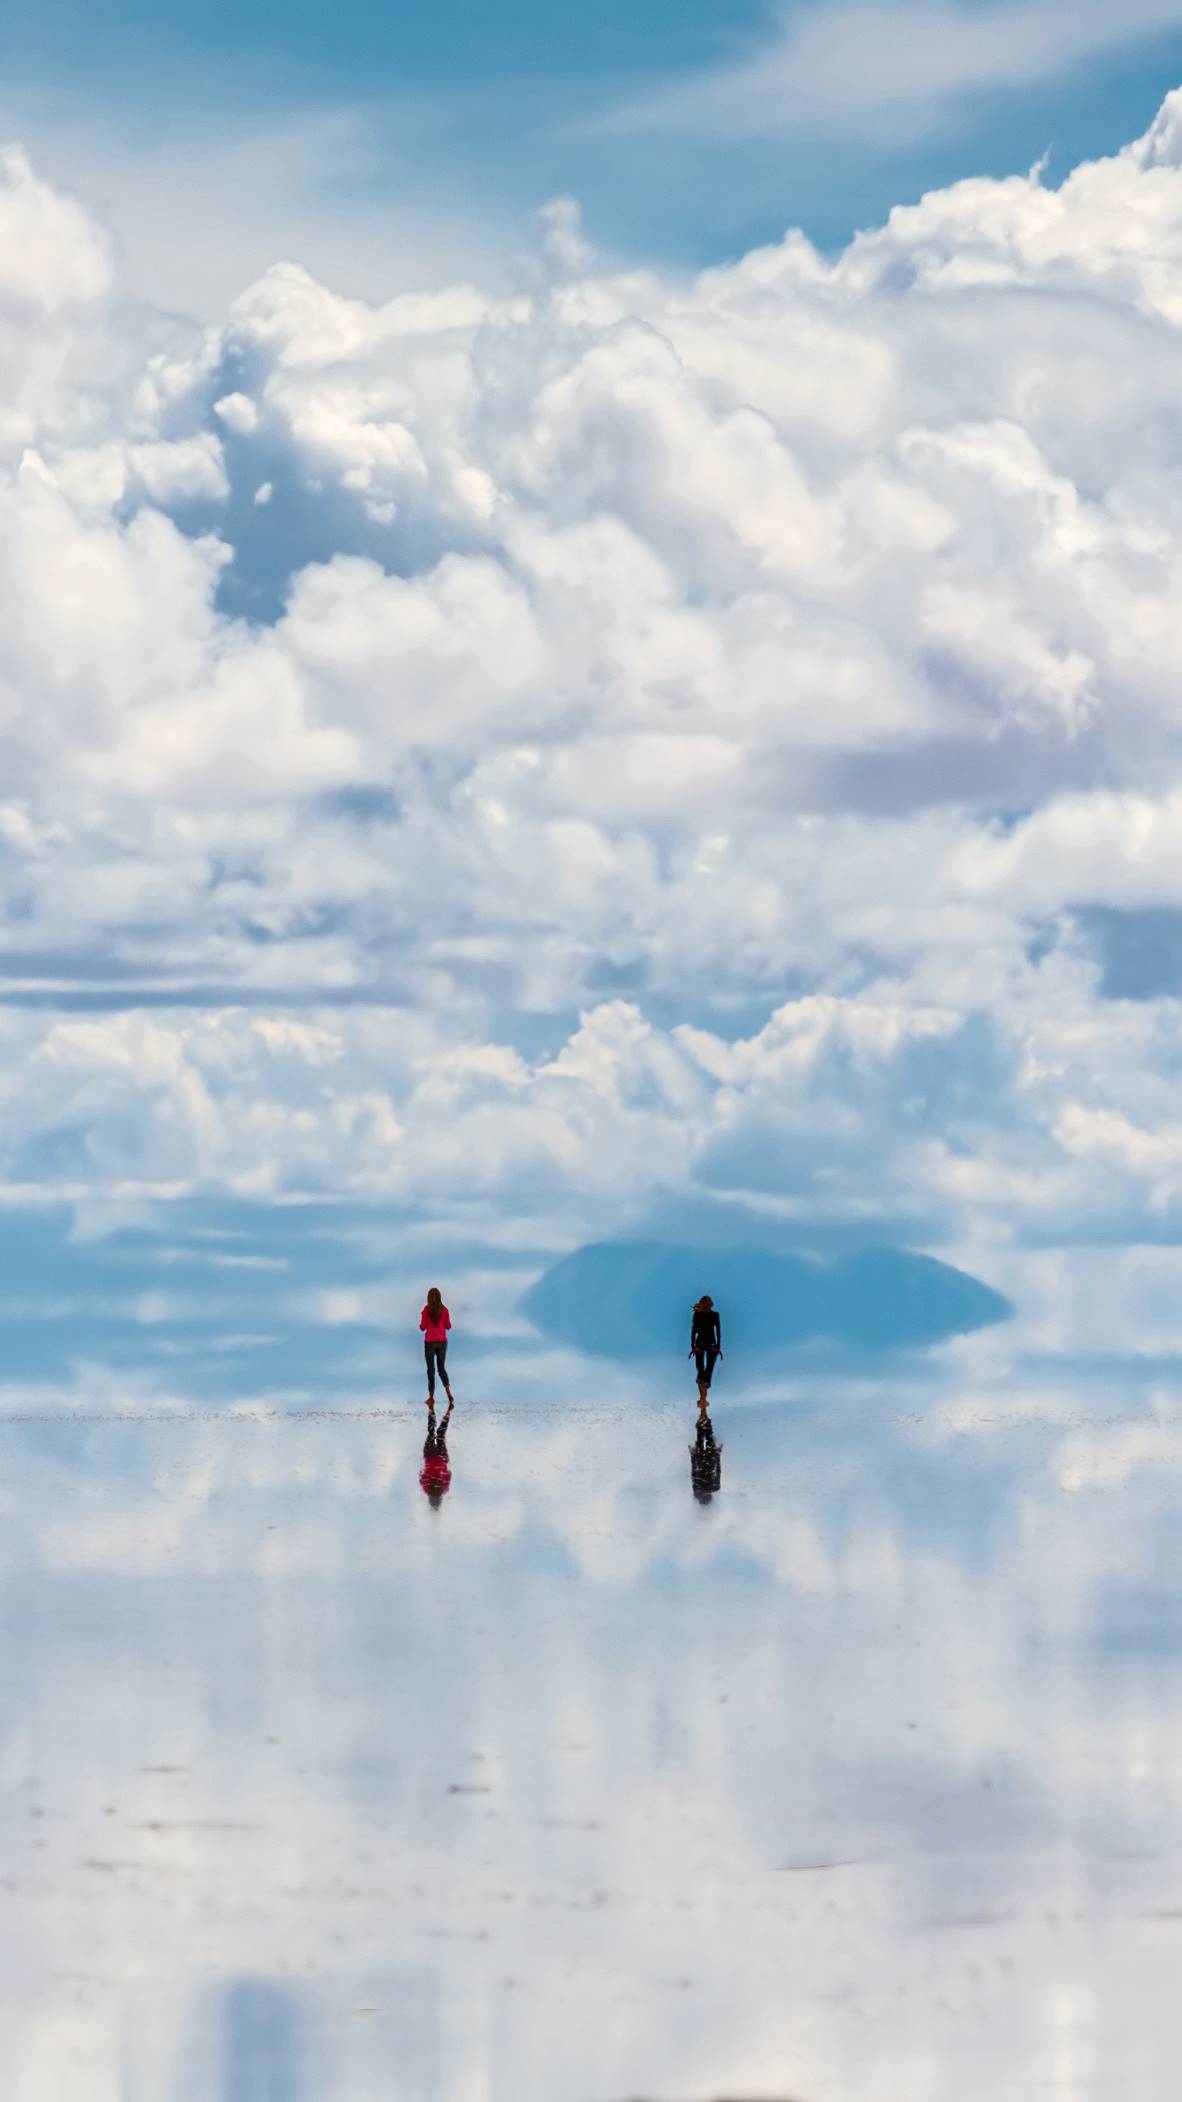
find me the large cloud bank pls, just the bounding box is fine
[6,104,1182,1245]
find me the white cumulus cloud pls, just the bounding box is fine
[4,105,1182,1247]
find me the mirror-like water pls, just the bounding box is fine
[5,1223,1182,2099]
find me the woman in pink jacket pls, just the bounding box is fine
[420,1286,454,1407]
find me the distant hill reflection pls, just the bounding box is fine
[521,1239,1011,1358]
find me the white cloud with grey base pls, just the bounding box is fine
[7,103,1182,1245]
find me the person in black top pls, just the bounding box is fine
[688,1294,722,1406]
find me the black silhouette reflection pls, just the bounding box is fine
[689,1408,723,1503]
[419,1402,454,1505]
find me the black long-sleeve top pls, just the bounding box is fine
[690,1307,721,1352]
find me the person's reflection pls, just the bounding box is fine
[419,1400,454,1505]
[689,1406,723,1502]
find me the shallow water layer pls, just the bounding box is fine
[5,1314,1182,2102]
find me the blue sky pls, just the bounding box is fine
[5,0,1182,307]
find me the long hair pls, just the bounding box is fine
[426,1285,443,1321]
[694,1295,714,1312]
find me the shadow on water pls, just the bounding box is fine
[520,1239,1011,1361]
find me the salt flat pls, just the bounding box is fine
[4,1317,1181,2101]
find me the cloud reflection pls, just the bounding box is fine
[2,1269,1181,2099]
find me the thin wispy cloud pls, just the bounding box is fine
[599,0,1182,144]
[0,93,520,315]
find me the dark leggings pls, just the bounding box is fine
[425,1340,450,1397]
[694,1347,718,1389]
[423,1416,450,1459]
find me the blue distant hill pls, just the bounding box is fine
[519,1239,1011,1358]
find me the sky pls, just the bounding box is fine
[1,0,1182,309]
[6,12,1182,1337]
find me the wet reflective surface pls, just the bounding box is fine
[6,1228,1182,2098]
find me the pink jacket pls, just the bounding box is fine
[420,1304,451,1344]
